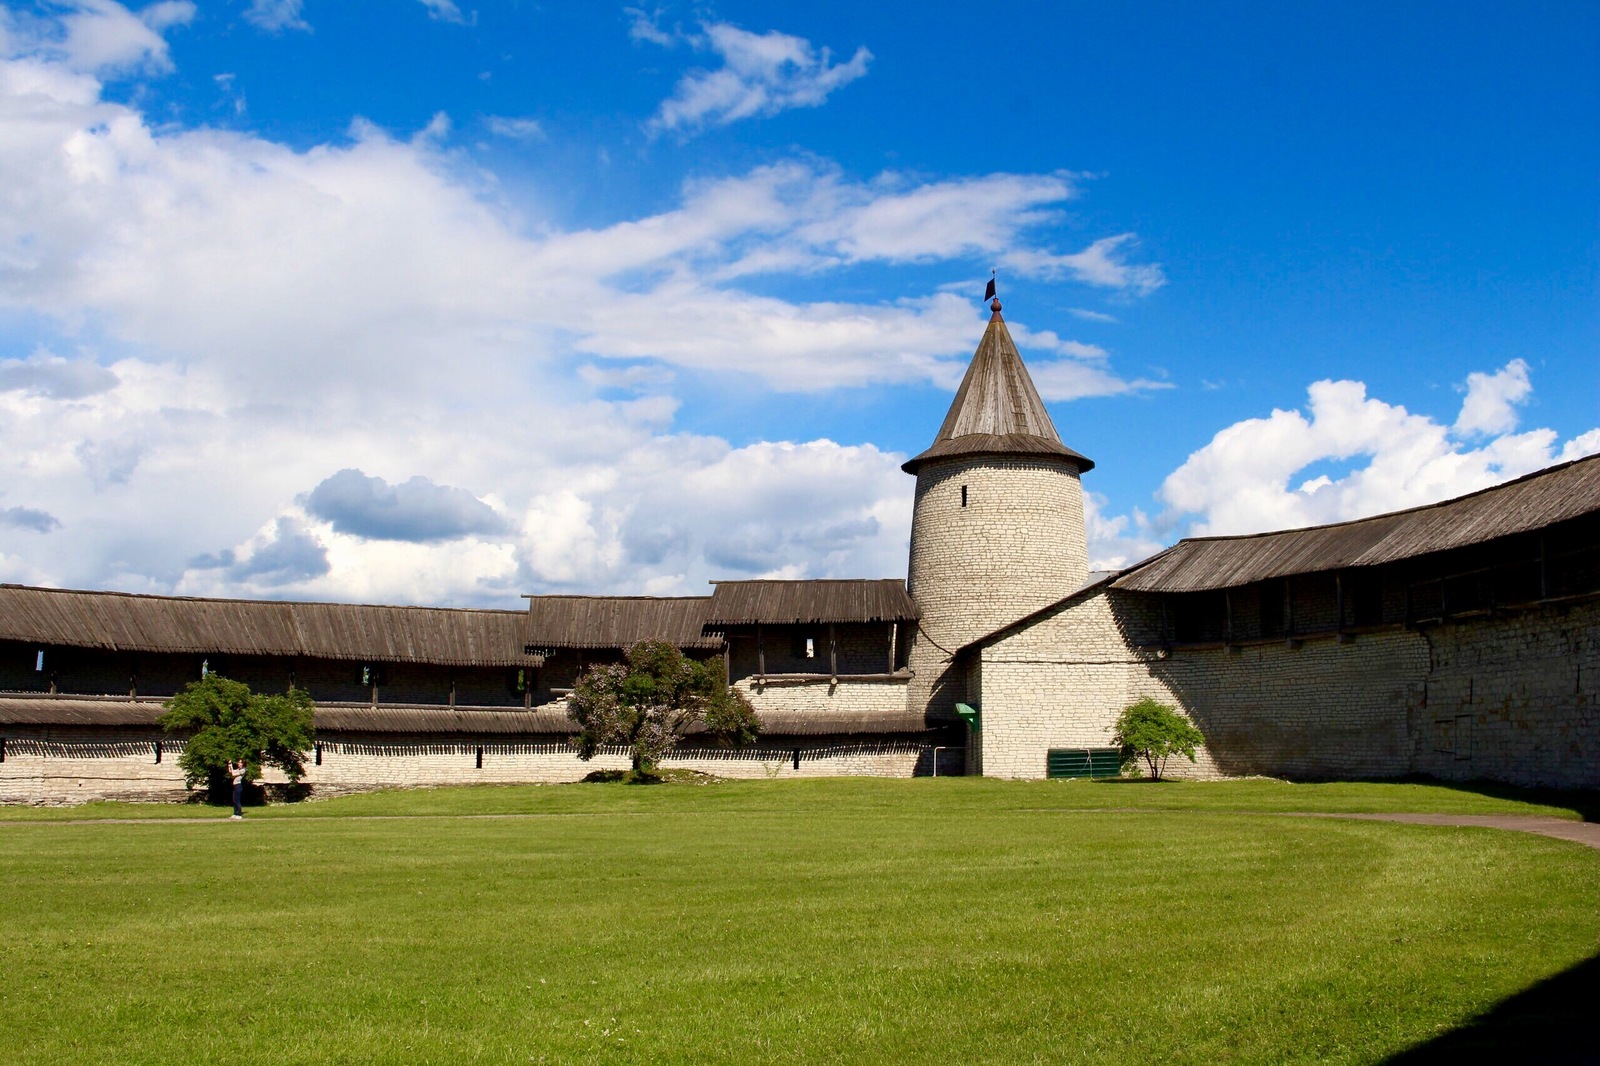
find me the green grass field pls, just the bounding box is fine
[2,778,1596,1064]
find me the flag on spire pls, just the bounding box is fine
[983,273,996,303]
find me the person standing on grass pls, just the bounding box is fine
[229,758,247,819]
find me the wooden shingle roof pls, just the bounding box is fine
[522,595,720,651]
[1112,453,1600,593]
[0,586,532,666]
[902,301,1093,475]
[706,579,918,625]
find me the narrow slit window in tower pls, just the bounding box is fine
[960,484,968,508]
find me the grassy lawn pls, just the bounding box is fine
[1,779,1596,1064]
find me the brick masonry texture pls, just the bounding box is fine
[0,730,956,804]
[907,454,1086,720]
[973,587,1598,788]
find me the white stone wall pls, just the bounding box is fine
[975,590,1220,779]
[0,725,958,805]
[971,586,1600,789]
[0,732,191,804]
[906,454,1087,719]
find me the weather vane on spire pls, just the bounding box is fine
[983,269,997,304]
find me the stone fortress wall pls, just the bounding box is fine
[0,725,959,805]
[972,588,1599,789]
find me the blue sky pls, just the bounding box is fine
[0,0,1595,605]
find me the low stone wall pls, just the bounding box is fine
[0,728,960,805]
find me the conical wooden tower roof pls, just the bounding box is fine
[902,299,1094,475]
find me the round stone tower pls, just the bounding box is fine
[904,298,1093,720]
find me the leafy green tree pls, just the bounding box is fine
[1111,697,1205,781]
[157,674,316,802]
[568,640,759,778]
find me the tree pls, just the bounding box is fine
[567,640,759,778]
[1111,697,1205,781]
[157,674,317,802]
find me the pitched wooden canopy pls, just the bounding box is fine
[902,300,1094,475]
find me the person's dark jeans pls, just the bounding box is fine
[232,780,243,817]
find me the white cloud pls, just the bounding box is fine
[0,2,1161,603]
[1084,491,1161,572]
[418,0,468,25]
[28,0,195,74]
[484,115,544,141]
[624,6,674,47]
[1454,357,1532,437]
[647,22,871,135]
[1003,233,1165,295]
[1152,362,1600,539]
[243,0,308,34]
[1069,308,1118,323]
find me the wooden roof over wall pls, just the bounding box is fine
[706,579,918,625]
[522,595,721,651]
[1112,453,1600,593]
[0,696,935,736]
[0,586,532,666]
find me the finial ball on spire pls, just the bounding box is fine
[990,297,1002,313]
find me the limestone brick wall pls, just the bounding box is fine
[1148,631,1426,780]
[975,590,1222,780]
[1412,600,1599,789]
[972,585,1599,789]
[0,729,191,804]
[907,454,1087,719]
[0,723,957,805]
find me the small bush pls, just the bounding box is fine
[1111,698,1205,782]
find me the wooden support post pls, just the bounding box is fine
[887,622,896,674]
[829,623,837,681]
[1540,535,1549,599]
[1224,590,1233,646]
[1335,573,1344,633]
[449,670,456,707]
[757,623,765,680]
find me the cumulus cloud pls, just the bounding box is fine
[0,350,118,399]
[190,516,330,587]
[0,506,61,533]
[304,469,508,543]
[243,0,308,34]
[21,0,194,74]
[646,22,871,135]
[0,1,1160,604]
[1454,358,1532,437]
[1153,362,1600,538]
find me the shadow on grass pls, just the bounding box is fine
[1391,776,1600,823]
[1384,954,1600,1064]
[579,769,719,786]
